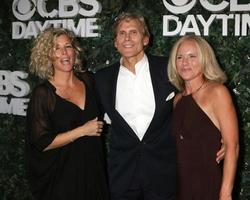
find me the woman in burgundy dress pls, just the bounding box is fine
[26,28,109,200]
[168,35,239,200]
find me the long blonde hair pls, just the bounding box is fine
[29,28,82,80]
[167,35,227,91]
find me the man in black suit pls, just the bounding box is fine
[95,12,177,200]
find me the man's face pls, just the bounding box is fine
[114,19,149,60]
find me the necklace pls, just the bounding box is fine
[193,80,205,94]
[183,80,206,96]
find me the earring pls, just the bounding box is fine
[73,64,78,71]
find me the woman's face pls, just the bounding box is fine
[175,40,203,82]
[51,34,76,74]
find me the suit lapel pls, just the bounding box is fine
[142,56,164,140]
[110,64,119,112]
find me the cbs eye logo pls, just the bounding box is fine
[162,0,197,14]
[12,0,36,21]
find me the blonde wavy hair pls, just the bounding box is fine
[29,28,82,80]
[167,35,227,91]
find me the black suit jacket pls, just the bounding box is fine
[95,55,177,197]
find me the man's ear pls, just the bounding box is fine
[143,36,149,46]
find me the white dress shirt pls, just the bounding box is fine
[115,55,155,141]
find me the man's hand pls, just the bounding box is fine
[216,140,225,164]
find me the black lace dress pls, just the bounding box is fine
[25,74,109,200]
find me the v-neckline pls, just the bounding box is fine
[47,80,87,111]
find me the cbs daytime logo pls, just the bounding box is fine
[162,0,250,36]
[0,70,30,116]
[12,0,102,39]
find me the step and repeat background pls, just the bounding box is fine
[0,0,249,199]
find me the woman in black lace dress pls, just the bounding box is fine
[25,28,109,200]
[168,35,239,200]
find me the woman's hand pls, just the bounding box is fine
[79,117,104,136]
[43,117,104,151]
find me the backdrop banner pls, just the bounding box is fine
[0,0,249,199]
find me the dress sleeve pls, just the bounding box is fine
[26,83,57,151]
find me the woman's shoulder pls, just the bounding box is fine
[206,81,230,98]
[204,81,233,108]
[31,81,55,98]
[75,70,96,91]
